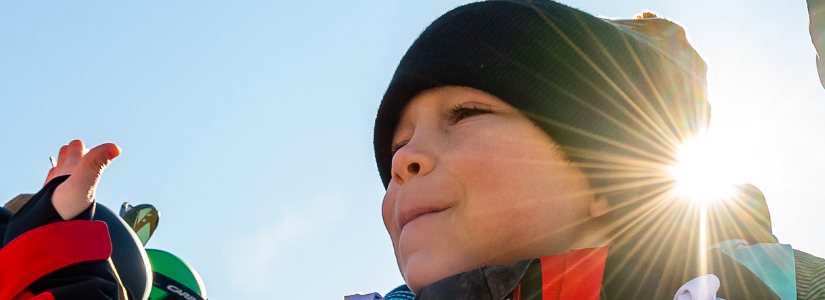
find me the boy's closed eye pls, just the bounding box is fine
[391,102,494,156]
[448,103,493,124]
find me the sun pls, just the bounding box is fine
[668,136,738,204]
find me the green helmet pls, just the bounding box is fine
[146,249,208,300]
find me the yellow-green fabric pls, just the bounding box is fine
[795,249,825,300]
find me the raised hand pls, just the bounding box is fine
[45,140,121,220]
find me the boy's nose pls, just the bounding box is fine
[407,162,421,175]
[390,140,435,185]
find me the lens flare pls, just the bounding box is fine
[669,137,737,204]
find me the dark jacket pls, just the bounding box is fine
[387,245,825,300]
[0,176,124,300]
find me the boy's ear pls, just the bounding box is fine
[588,194,611,218]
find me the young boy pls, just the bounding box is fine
[371,1,825,299]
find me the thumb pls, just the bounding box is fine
[52,143,121,220]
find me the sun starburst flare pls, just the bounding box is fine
[668,136,740,204]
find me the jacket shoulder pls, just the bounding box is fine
[795,249,825,300]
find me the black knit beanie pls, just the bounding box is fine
[374,0,710,205]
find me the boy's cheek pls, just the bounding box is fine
[382,188,404,264]
[382,184,404,234]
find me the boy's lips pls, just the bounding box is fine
[398,205,450,231]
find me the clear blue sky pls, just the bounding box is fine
[2,1,823,299]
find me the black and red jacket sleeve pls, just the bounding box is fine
[0,176,123,300]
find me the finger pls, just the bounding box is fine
[52,143,121,220]
[46,144,69,185]
[61,143,120,200]
[56,140,85,177]
[55,144,68,168]
[44,167,58,186]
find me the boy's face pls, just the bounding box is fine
[383,86,598,292]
